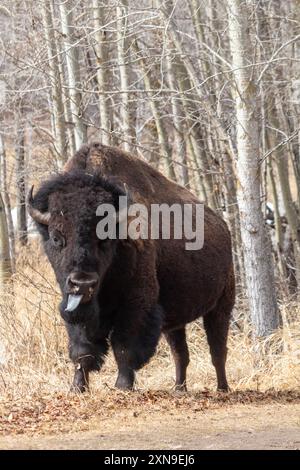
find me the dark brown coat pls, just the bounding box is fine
[28,142,235,392]
[65,143,235,389]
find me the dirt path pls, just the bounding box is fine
[0,403,299,450]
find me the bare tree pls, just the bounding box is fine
[91,0,111,145]
[59,0,87,150]
[227,0,279,336]
[116,0,134,152]
[15,124,27,246]
[0,192,12,286]
[0,133,15,270]
[41,0,68,166]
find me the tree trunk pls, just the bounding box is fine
[41,0,67,167]
[185,134,207,200]
[55,14,76,157]
[92,0,111,145]
[116,1,134,152]
[15,128,27,246]
[227,0,279,336]
[267,152,289,290]
[0,192,12,287]
[0,133,15,270]
[189,0,211,81]
[220,147,244,288]
[59,0,87,150]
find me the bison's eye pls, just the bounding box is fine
[50,230,66,249]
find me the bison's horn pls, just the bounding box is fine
[26,185,51,226]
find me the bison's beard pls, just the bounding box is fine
[59,295,100,325]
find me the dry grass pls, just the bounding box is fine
[0,241,299,404]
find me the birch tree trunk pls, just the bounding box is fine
[220,148,244,287]
[15,127,27,246]
[189,0,210,81]
[0,133,15,270]
[41,0,67,167]
[0,192,12,287]
[116,0,134,152]
[227,0,279,336]
[92,0,111,145]
[59,0,87,150]
[53,5,76,156]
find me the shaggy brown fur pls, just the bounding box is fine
[65,143,235,389]
[29,142,235,393]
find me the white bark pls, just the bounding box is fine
[59,0,87,150]
[0,192,12,287]
[41,0,67,167]
[116,0,133,152]
[15,126,27,246]
[0,133,15,270]
[228,0,279,336]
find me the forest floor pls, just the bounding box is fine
[0,390,299,450]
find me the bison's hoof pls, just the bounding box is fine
[70,383,88,394]
[70,370,89,393]
[174,383,187,392]
[217,385,229,392]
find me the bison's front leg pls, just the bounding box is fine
[111,304,163,390]
[72,363,89,394]
[65,323,109,393]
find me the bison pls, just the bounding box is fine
[27,143,235,393]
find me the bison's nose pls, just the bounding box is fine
[66,271,100,296]
[64,271,100,312]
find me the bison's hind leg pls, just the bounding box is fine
[203,308,229,391]
[203,278,234,392]
[165,328,189,391]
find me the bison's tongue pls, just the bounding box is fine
[65,294,83,312]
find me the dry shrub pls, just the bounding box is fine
[0,241,299,402]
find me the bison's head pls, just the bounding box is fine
[27,171,128,322]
